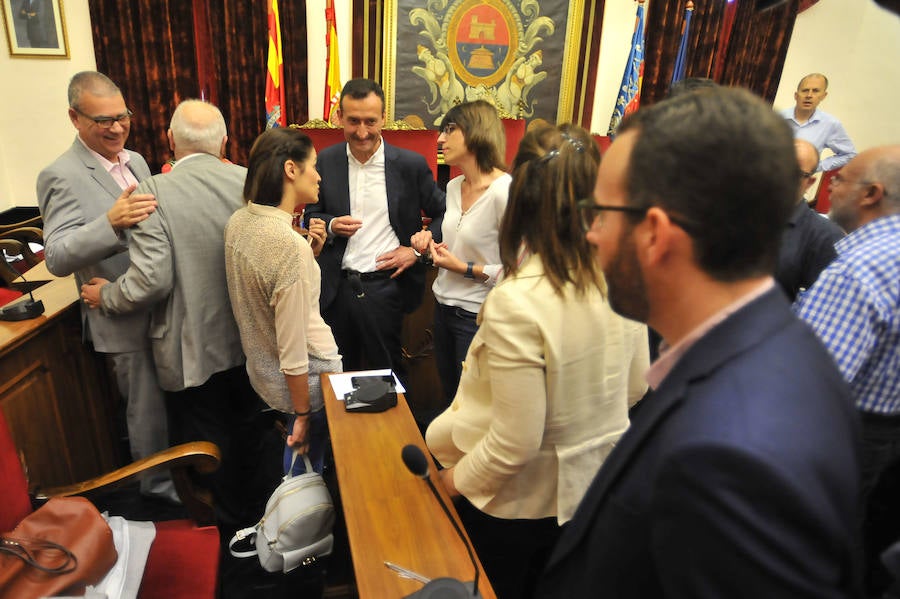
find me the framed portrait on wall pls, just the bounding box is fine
[370,0,594,127]
[1,0,69,58]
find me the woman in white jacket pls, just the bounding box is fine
[426,124,649,599]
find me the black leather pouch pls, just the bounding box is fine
[344,376,397,413]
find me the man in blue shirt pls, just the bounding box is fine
[795,145,900,596]
[780,73,857,172]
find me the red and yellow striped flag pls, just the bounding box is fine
[323,0,342,122]
[265,0,286,128]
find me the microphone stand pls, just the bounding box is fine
[401,444,481,598]
[0,268,45,321]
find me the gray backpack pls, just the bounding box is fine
[228,453,335,572]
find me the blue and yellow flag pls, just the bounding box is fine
[265,0,286,129]
[608,1,646,136]
[670,1,694,87]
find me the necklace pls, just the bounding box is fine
[458,175,494,230]
[457,206,469,231]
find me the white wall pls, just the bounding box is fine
[0,0,95,210]
[773,0,900,154]
[591,0,651,135]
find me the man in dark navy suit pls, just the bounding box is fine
[309,79,444,386]
[537,88,862,598]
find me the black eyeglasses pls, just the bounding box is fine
[441,122,459,135]
[74,108,133,129]
[577,199,647,232]
[800,170,815,179]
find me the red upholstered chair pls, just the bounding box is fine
[382,128,440,180]
[592,134,612,154]
[812,168,838,214]
[502,118,526,168]
[0,409,222,599]
[294,125,345,154]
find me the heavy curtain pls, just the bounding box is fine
[641,0,799,106]
[89,1,197,173]
[90,0,309,172]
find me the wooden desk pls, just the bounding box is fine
[323,373,496,598]
[0,262,119,489]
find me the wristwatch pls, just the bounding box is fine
[464,261,475,279]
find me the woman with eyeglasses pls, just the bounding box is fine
[411,100,511,421]
[425,124,649,599]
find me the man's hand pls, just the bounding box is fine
[307,217,326,257]
[107,184,157,231]
[410,230,433,254]
[80,277,110,309]
[330,215,363,238]
[376,246,418,278]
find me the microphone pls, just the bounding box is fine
[400,444,481,598]
[0,268,45,321]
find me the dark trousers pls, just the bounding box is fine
[432,301,479,404]
[165,365,282,530]
[324,274,407,386]
[456,498,562,599]
[860,412,900,597]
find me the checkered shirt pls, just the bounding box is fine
[795,214,900,414]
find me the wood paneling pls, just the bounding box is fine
[0,263,120,490]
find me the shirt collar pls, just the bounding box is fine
[836,213,900,255]
[346,137,385,167]
[78,135,132,173]
[247,201,292,223]
[171,152,208,169]
[646,278,776,389]
[786,201,810,227]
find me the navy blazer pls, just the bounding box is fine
[536,289,862,599]
[310,141,445,314]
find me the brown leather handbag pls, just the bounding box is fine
[0,497,117,599]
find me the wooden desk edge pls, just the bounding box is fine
[322,373,496,599]
[0,262,80,356]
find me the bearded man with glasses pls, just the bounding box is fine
[537,88,862,599]
[36,71,175,503]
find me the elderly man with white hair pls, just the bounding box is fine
[81,100,279,529]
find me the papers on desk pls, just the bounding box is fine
[329,369,405,400]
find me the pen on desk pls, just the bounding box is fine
[384,561,431,585]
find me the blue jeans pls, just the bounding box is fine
[433,301,480,406]
[283,408,329,475]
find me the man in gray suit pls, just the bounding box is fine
[81,100,280,527]
[37,71,173,501]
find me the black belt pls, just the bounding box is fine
[342,269,396,281]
